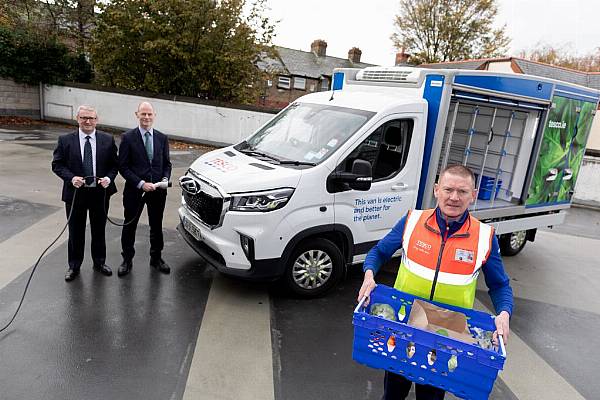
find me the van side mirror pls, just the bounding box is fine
[327,159,373,192]
[348,159,372,190]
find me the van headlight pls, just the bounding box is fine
[230,188,294,212]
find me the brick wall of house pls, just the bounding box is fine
[258,76,326,110]
[0,78,40,118]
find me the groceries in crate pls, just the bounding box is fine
[427,349,437,366]
[447,354,458,372]
[407,299,476,344]
[471,326,495,350]
[386,336,396,352]
[369,303,397,321]
[406,341,415,358]
[354,285,506,400]
[367,298,496,349]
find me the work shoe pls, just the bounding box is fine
[93,263,113,276]
[150,258,171,274]
[65,268,80,282]
[118,260,133,277]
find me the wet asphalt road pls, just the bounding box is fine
[1,124,599,400]
[0,199,213,400]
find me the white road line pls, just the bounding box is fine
[474,298,585,400]
[0,210,68,290]
[183,275,274,400]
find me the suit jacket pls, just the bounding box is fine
[118,127,172,192]
[51,130,119,203]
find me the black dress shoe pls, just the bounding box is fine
[93,263,113,276]
[150,258,171,274]
[65,268,80,282]
[118,260,132,277]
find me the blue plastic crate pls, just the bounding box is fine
[475,175,502,200]
[352,285,506,400]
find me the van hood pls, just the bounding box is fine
[188,147,302,193]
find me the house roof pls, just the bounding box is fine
[258,46,375,79]
[421,57,600,90]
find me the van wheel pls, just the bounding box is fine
[284,238,343,298]
[499,231,527,256]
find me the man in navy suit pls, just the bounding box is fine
[118,102,172,276]
[52,105,119,281]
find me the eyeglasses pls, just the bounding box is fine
[78,116,97,121]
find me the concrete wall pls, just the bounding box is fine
[43,84,276,146]
[586,113,600,153]
[0,78,40,118]
[574,156,600,207]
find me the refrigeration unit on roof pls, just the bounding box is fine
[355,67,421,84]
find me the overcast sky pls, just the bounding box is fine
[265,0,600,66]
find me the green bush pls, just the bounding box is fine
[0,25,92,85]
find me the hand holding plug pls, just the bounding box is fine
[98,177,110,188]
[71,176,85,188]
[152,178,172,190]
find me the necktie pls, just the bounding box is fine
[144,131,153,162]
[83,136,94,185]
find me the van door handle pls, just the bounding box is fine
[391,183,408,191]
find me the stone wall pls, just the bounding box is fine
[0,78,40,118]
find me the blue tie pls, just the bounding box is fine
[144,131,153,162]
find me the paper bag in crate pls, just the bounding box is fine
[407,299,476,344]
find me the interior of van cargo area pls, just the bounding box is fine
[437,99,540,212]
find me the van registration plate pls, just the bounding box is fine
[183,217,202,241]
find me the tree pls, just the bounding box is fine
[1,0,95,47]
[391,0,510,65]
[519,43,600,72]
[90,0,275,104]
[0,25,86,85]
[0,0,95,81]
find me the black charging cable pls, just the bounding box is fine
[0,187,79,334]
[0,176,171,334]
[103,177,171,227]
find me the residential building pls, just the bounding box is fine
[256,39,374,109]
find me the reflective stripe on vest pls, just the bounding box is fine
[393,209,493,309]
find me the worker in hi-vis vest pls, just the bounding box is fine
[357,164,513,400]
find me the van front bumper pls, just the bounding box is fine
[177,207,286,281]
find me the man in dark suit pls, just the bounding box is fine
[118,102,172,276]
[52,105,119,281]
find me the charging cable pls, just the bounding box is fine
[0,188,78,334]
[0,177,171,333]
[104,178,172,227]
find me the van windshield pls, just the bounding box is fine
[234,102,374,167]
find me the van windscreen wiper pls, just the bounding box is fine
[238,149,282,163]
[278,160,317,166]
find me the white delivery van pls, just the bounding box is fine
[177,66,599,297]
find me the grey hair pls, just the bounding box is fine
[76,105,97,116]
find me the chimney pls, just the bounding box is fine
[311,39,327,57]
[395,48,410,65]
[348,47,362,63]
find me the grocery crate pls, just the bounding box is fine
[475,174,502,200]
[352,285,506,400]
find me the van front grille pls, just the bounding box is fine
[183,190,224,227]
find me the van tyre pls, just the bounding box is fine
[499,230,527,256]
[284,238,343,298]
